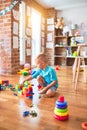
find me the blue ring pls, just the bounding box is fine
[56,104,67,109]
[56,100,67,107]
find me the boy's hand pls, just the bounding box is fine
[20,80,25,85]
[39,87,48,94]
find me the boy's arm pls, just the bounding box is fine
[21,69,40,84]
[22,75,33,84]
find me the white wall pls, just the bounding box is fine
[58,6,87,25]
[58,6,87,42]
[58,6,87,53]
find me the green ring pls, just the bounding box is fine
[55,107,68,113]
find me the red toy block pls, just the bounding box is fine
[2,80,4,84]
[56,65,60,71]
[19,85,23,90]
[28,87,32,92]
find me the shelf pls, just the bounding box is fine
[67,46,77,47]
[54,55,66,57]
[66,56,76,58]
[54,28,87,66]
[55,45,66,47]
[55,45,78,47]
[54,35,67,38]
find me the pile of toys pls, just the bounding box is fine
[54,96,69,121]
[17,63,36,76]
[17,63,31,76]
[0,80,12,91]
[15,81,34,99]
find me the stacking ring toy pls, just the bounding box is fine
[54,114,69,121]
[82,122,87,130]
[56,100,67,107]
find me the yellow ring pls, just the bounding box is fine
[54,109,68,116]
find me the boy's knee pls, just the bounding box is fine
[46,89,56,97]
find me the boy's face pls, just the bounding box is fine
[35,59,44,69]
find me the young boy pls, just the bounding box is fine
[22,53,58,97]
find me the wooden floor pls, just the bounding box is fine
[0,66,87,130]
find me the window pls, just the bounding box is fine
[19,1,26,64]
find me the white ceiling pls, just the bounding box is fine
[34,0,87,10]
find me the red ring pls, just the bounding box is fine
[54,114,69,121]
[82,122,87,130]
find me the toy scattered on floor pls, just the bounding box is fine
[10,87,16,92]
[0,80,12,91]
[14,93,18,96]
[76,67,84,72]
[82,122,87,130]
[73,64,84,72]
[17,63,37,76]
[17,63,31,76]
[23,111,30,117]
[55,65,60,71]
[23,110,37,117]
[54,95,69,121]
[30,110,37,117]
[15,81,34,99]
[17,68,30,76]
[24,63,31,70]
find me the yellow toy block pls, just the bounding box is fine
[0,80,2,84]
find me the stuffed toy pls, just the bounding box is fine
[70,37,77,46]
[55,17,64,29]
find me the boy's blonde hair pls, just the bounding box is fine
[35,53,48,63]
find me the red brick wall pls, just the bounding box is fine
[11,2,20,74]
[0,0,53,74]
[0,0,12,74]
[45,8,57,66]
[0,0,20,74]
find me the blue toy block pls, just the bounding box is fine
[23,111,30,117]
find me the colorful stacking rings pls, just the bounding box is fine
[54,96,69,121]
[82,122,87,130]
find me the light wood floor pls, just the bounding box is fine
[0,66,87,130]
